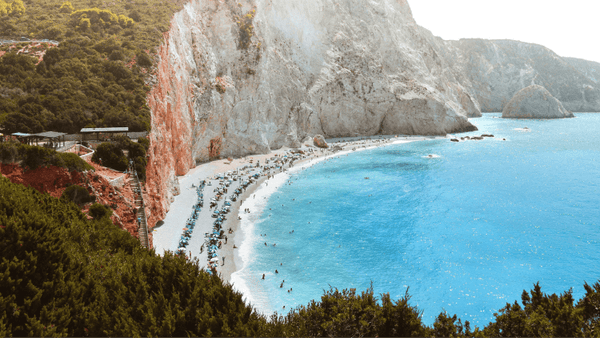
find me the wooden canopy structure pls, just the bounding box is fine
[80,127,129,141]
[10,131,67,148]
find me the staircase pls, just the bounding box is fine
[130,170,149,249]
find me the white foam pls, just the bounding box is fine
[231,137,419,312]
[230,172,290,314]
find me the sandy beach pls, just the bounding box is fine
[152,134,446,287]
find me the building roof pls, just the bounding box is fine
[33,131,67,138]
[12,132,32,137]
[80,127,129,133]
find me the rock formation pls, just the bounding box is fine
[144,0,480,226]
[502,85,574,119]
[313,135,328,148]
[443,39,600,112]
[143,0,600,229]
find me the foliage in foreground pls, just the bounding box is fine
[1,176,600,337]
[0,176,261,337]
[0,141,93,171]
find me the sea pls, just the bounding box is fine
[230,113,600,328]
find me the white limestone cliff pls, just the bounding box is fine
[144,0,480,225]
[445,39,600,112]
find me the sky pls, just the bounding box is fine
[409,0,600,63]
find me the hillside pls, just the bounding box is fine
[564,57,600,84]
[0,0,187,134]
[444,39,600,112]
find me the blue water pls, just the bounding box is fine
[241,113,600,327]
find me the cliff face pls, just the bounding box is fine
[144,0,481,226]
[444,39,600,112]
[564,57,600,84]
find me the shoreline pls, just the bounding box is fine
[152,134,448,301]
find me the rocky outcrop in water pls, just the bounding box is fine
[144,0,480,226]
[444,39,600,112]
[502,85,573,119]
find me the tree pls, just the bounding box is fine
[9,0,25,16]
[1,113,41,134]
[92,142,127,171]
[136,51,152,68]
[0,0,9,16]
[59,1,74,13]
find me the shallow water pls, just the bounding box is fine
[233,113,600,327]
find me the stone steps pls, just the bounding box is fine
[130,170,149,249]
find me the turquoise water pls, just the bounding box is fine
[238,113,600,327]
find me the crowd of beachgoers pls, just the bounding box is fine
[164,148,321,275]
[153,135,440,281]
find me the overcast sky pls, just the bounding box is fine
[409,0,600,63]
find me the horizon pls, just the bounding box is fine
[409,0,600,64]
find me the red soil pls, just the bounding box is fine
[1,163,143,243]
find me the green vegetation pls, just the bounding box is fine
[0,141,93,171]
[88,202,112,219]
[60,184,94,205]
[1,176,600,336]
[91,135,148,179]
[0,176,261,336]
[0,0,25,16]
[92,142,127,171]
[0,0,188,134]
[236,9,256,50]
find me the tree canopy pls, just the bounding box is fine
[0,0,188,134]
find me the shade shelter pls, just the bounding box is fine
[80,127,129,142]
[32,131,67,148]
[12,132,34,145]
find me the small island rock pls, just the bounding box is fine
[502,85,574,119]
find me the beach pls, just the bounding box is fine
[152,135,443,291]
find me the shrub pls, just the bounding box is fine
[89,202,112,219]
[137,136,149,151]
[57,152,94,172]
[0,141,93,172]
[136,51,152,68]
[0,142,18,164]
[21,145,63,170]
[61,184,94,205]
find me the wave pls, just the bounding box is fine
[230,139,418,313]
[230,172,291,314]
